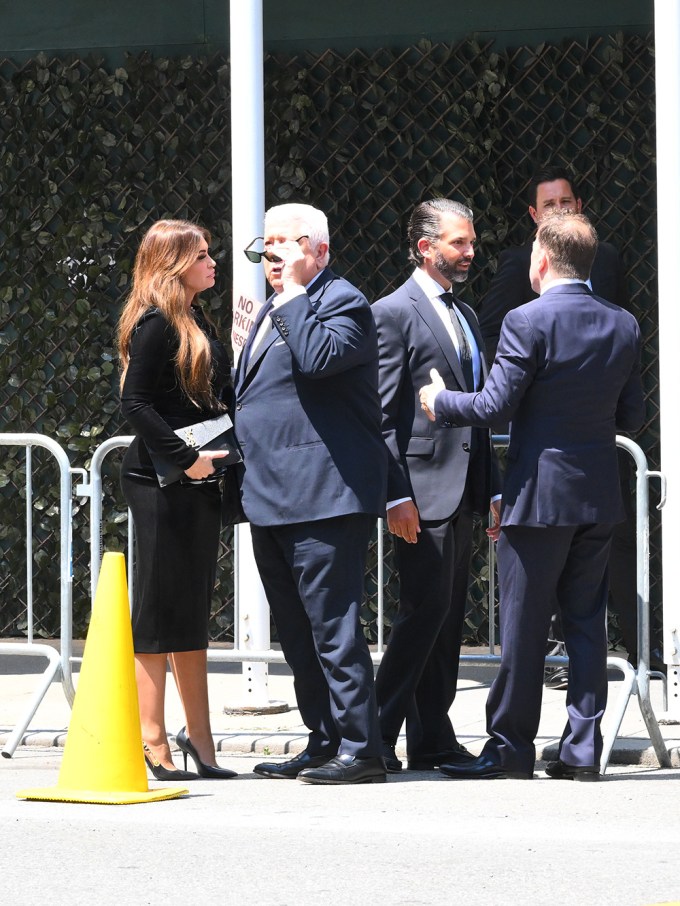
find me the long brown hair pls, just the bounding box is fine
[118,219,220,409]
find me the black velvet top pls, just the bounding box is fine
[120,306,232,479]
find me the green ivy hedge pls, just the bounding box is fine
[0,31,658,644]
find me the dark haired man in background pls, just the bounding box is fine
[478,166,628,365]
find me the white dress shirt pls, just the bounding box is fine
[411,268,482,391]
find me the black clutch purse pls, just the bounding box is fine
[149,413,242,487]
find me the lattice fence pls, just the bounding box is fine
[0,31,659,646]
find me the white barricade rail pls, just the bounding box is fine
[0,434,77,757]
[88,438,387,670]
[0,432,671,770]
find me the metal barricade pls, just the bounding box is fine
[1,432,671,770]
[88,436,135,604]
[0,433,77,757]
[87,438,387,669]
[601,436,669,770]
[87,435,669,772]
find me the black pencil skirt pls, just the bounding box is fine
[121,474,222,654]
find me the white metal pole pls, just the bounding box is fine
[229,0,275,709]
[654,0,680,718]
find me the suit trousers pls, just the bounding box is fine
[548,451,662,663]
[250,513,381,758]
[483,523,612,774]
[375,500,473,758]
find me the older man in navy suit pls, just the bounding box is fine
[235,203,387,785]
[420,212,645,780]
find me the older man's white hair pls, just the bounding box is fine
[264,203,330,267]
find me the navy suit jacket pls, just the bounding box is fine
[372,276,498,521]
[234,267,387,526]
[479,240,629,364]
[435,284,645,527]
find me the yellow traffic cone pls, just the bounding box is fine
[17,551,187,804]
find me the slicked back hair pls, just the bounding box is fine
[536,211,598,281]
[408,199,474,266]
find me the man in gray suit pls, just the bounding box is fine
[372,199,500,773]
[420,212,645,781]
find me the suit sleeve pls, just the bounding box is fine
[373,302,413,501]
[435,308,538,428]
[121,316,199,470]
[271,283,376,378]
[478,248,533,364]
[615,321,646,433]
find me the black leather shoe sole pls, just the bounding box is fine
[545,760,600,781]
[441,766,533,780]
[440,755,533,780]
[253,753,330,779]
[298,755,387,785]
[407,746,475,771]
[299,772,386,785]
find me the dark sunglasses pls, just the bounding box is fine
[243,235,309,264]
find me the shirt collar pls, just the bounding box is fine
[540,276,592,294]
[412,267,454,303]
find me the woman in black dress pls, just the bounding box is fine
[118,219,236,780]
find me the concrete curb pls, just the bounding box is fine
[2,728,678,768]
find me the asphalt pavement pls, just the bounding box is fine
[1,642,680,906]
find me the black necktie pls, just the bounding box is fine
[441,293,474,390]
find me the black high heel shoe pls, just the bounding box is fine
[175,727,238,779]
[143,742,199,781]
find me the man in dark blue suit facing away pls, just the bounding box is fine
[234,203,387,785]
[478,165,657,684]
[420,212,645,781]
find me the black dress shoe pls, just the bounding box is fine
[544,666,569,690]
[545,759,600,782]
[439,754,533,780]
[298,754,386,785]
[382,741,402,773]
[407,742,475,771]
[253,750,333,779]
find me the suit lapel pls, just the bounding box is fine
[407,278,467,390]
[236,300,273,389]
[245,310,278,376]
